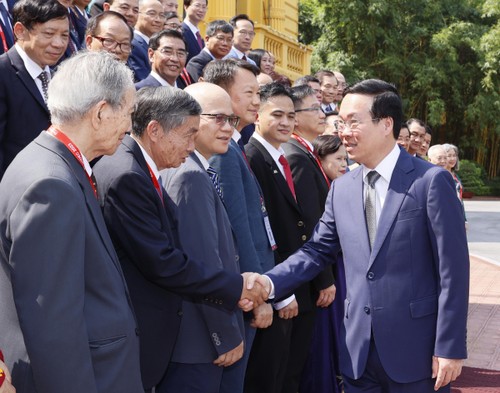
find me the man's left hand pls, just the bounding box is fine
[432,356,463,391]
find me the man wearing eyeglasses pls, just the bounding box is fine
[182,0,207,63]
[103,0,139,28]
[135,29,189,89]
[407,117,427,157]
[315,69,339,114]
[161,82,245,393]
[186,19,233,83]
[128,0,164,81]
[86,10,133,62]
[226,14,256,66]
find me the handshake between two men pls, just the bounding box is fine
[238,273,272,312]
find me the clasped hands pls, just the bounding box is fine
[238,273,272,312]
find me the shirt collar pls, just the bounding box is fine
[253,132,285,163]
[231,128,241,143]
[183,19,199,35]
[194,150,209,170]
[150,71,172,87]
[15,44,50,81]
[135,30,150,44]
[362,143,400,185]
[202,46,215,59]
[134,137,160,179]
[231,46,246,59]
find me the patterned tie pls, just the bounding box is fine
[365,170,381,249]
[278,155,296,201]
[207,166,223,201]
[195,31,203,50]
[38,71,49,102]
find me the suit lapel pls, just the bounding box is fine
[369,152,416,266]
[9,48,49,114]
[289,138,329,191]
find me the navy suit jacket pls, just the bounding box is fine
[0,46,50,179]
[161,153,244,363]
[209,139,275,275]
[0,132,143,393]
[182,22,203,63]
[186,49,214,83]
[134,73,187,90]
[128,32,150,82]
[266,148,469,383]
[93,135,243,389]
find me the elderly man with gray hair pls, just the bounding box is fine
[92,86,270,392]
[0,51,143,393]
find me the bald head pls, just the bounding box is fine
[185,83,235,159]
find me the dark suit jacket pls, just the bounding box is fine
[0,46,50,179]
[128,32,150,82]
[267,148,470,383]
[282,138,334,290]
[93,135,242,389]
[0,132,143,393]
[134,73,187,90]
[185,49,213,83]
[182,22,203,63]
[209,139,275,275]
[161,153,244,363]
[245,137,316,312]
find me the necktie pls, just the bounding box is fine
[325,104,333,113]
[0,2,14,47]
[195,31,203,50]
[38,71,49,102]
[278,155,296,201]
[365,170,381,249]
[241,54,247,61]
[207,166,223,201]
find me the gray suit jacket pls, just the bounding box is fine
[161,153,244,362]
[0,132,142,393]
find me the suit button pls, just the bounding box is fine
[301,235,307,241]
[297,221,304,227]
[364,306,371,315]
[135,328,140,336]
[367,272,375,280]
[177,310,183,316]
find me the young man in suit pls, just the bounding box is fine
[128,0,164,81]
[185,19,233,82]
[258,79,470,393]
[92,86,269,393]
[161,82,245,393]
[182,0,206,63]
[203,59,275,393]
[407,117,427,156]
[135,29,189,89]
[0,0,68,179]
[245,82,334,393]
[0,51,143,393]
[225,14,256,66]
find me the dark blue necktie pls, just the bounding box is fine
[207,166,224,201]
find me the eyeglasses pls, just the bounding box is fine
[191,3,207,10]
[212,35,233,44]
[140,11,166,20]
[92,36,133,53]
[165,22,182,30]
[158,47,188,60]
[295,106,322,113]
[237,30,255,38]
[336,118,382,133]
[201,113,240,128]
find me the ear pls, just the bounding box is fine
[85,34,93,49]
[146,120,161,142]
[383,117,394,137]
[148,48,155,63]
[13,22,28,42]
[90,100,107,129]
[103,2,111,11]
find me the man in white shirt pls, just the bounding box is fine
[182,0,206,62]
[226,14,256,66]
[315,69,339,114]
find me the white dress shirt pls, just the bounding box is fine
[15,44,51,101]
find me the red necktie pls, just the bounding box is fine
[279,155,296,201]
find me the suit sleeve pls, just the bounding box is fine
[426,169,469,359]
[101,169,242,310]
[9,178,99,393]
[0,68,8,177]
[210,150,267,273]
[166,169,243,355]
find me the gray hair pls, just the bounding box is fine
[48,51,134,124]
[132,86,201,137]
[442,143,460,171]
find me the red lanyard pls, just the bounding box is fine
[0,24,7,53]
[47,126,98,198]
[291,133,330,187]
[145,162,164,205]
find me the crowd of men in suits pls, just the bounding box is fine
[0,1,470,393]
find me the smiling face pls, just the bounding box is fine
[259,52,273,75]
[185,0,207,25]
[14,17,69,68]
[397,125,410,151]
[320,144,347,180]
[86,16,132,62]
[320,75,338,105]
[135,0,164,37]
[106,0,140,27]
[408,122,426,155]
[256,95,296,149]
[295,94,326,140]
[206,30,233,59]
[227,68,260,129]
[149,35,187,85]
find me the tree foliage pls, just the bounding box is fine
[300,0,499,178]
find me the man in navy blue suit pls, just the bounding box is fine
[181,0,206,63]
[0,0,68,178]
[257,79,469,393]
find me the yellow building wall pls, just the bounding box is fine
[176,0,312,81]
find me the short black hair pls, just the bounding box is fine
[202,58,259,91]
[313,134,343,159]
[184,0,208,6]
[229,14,254,28]
[314,70,337,85]
[206,20,233,37]
[345,79,402,139]
[13,0,68,30]
[85,11,133,40]
[259,81,293,104]
[149,29,186,51]
[290,85,316,109]
[294,75,320,87]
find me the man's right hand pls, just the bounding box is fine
[251,303,273,328]
[238,273,271,311]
